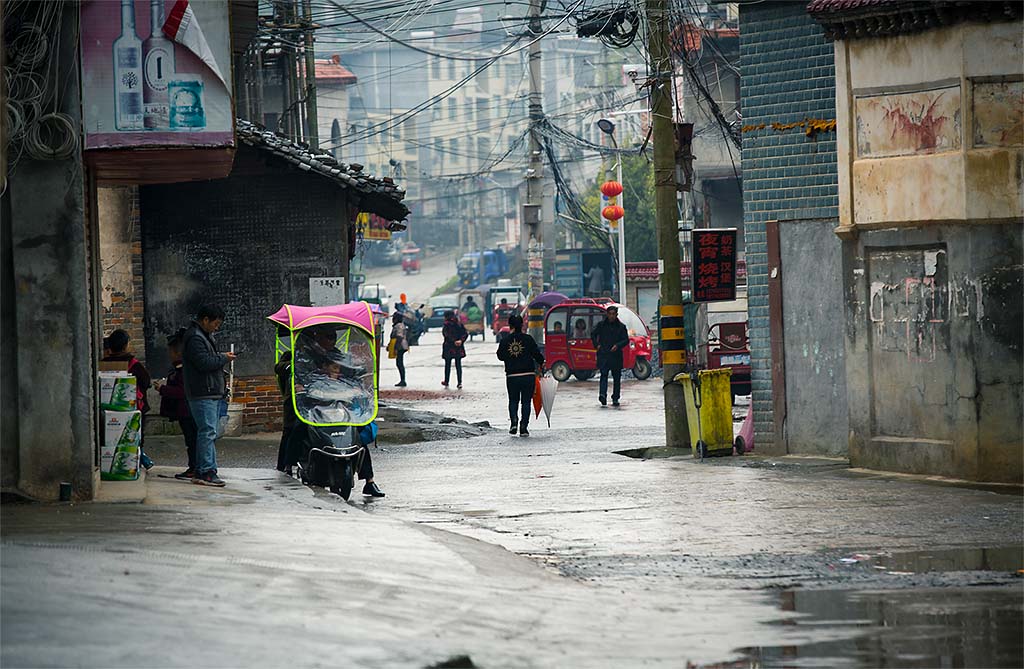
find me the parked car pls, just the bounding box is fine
[425,293,459,329]
[543,299,653,382]
[359,284,391,312]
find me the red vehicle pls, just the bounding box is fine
[706,321,751,400]
[492,302,523,343]
[401,247,421,274]
[543,299,653,382]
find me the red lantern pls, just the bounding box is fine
[600,180,623,198]
[602,204,624,222]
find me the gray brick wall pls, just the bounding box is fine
[739,3,839,449]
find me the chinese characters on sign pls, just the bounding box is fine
[692,228,738,303]
[355,212,393,240]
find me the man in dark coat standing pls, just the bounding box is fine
[591,305,630,407]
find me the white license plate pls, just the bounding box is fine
[720,354,750,366]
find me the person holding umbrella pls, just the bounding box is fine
[496,313,545,436]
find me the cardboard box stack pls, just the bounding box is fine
[99,369,140,481]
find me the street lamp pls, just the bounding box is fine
[597,118,627,304]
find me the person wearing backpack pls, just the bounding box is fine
[103,329,155,470]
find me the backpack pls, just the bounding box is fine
[129,357,148,412]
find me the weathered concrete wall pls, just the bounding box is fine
[843,224,1022,483]
[834,20,1023,233]
[1,188,19,491]
[6,6,97,500]
[779,220,848,456]
[139,147,352,378]
[834,18,1023,482]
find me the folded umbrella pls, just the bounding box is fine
[538,375,558,427]
[533,375,543,418]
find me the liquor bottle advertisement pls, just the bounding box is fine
[80,0,232,149]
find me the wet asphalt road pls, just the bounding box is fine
[127,330,1024,668]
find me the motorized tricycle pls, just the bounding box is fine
[458,289,486,341]
[268,302,379,500]
[543,299,653,382]
[401,246,421,274]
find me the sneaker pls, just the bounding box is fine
[520,426,530,437]
[173,468,195,481]
[457,383,463,389]
[363,481,385,497]
[395,381,407,387]
[599,396,607,406]
[612,400,620,407]
[191,471,226,487]
[140,454,155,470]
[509,422,518,435]
[442,381,449,387]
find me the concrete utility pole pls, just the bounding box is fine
[302,0,319,149]
[647,0,690,448]
[524,0,546,339]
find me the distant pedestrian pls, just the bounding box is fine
[182,303,237,487]
[496,313,544,436]
[584,265,606,297]
[591,305,629,407]
[441,310,467,389]
[102,329,154,470]
[391,311,409,387]
[155,329,196,480]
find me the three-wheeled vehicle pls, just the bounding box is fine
[269,303,379,500]
[458,289,486,341]
[543,299,653,382]
[492,301,523,343]
[706,321,751,401]
[401,246,421,274]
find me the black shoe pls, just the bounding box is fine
[599,396,607,406]
[191,471,225,487]
[612,400,620,407]
[395,381,407,387]
[363,481,385,497]
[520,426,530,437]
[173,468,195,481]
[509,422,518,435]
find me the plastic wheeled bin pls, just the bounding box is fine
[675,368,734,459]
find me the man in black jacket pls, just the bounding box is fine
[591,306,630,407]
[496,314,545,436]
[183,303,237,487]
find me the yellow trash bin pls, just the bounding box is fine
[675,368,733,458]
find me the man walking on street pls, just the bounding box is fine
[496,313,545,436]
[183,303,236,487]
[592,305,629,407]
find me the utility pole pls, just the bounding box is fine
[302,0,319,149]
[647,0,690,448]
[524,0,546,339]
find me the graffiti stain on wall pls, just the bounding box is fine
[855,86,961,158]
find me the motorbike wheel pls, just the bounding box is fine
[330,461,354,500]
[734,436,745,455]
[632,358,653,380]
[574,370,594,381]
[551,361,571,383]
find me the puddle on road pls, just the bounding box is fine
[614,446,694,459]
[705,587,1023,669]
[871,545,1023,574]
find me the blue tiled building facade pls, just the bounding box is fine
[738,2,841,451]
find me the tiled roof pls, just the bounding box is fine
[316,55,357,84]
[236,119,409,222]
[625,260,748,282]
[807,0,1022,41]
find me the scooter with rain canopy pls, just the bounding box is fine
[268,303,379,500]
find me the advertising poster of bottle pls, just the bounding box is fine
[80,0,233,149]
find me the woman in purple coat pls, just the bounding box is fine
[441,310,468,389]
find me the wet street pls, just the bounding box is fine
[4,329,1021,668]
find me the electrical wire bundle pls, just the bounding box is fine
[3,0,79,171]
[574,3,640,48]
